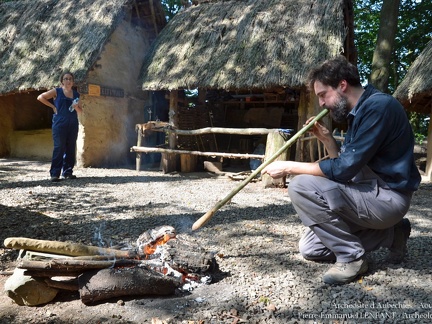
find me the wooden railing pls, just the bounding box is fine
[299,130,345,162]
[131,121,293,172]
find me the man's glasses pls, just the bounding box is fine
[63,77,73,81]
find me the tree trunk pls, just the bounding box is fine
[370,0,401,92]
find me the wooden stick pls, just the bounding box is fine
[191,109,329,231]
[4,237,137,259]
[17,258,141,272]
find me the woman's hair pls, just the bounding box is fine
[59,71,74,83]
[307,56,361,91]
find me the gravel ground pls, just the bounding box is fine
[0,158,431,324]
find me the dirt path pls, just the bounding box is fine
[1,159,431,323]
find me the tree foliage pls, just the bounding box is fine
[355,0,432,140]
[355,0,432,92]
[160,0,190,20]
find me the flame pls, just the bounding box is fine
[143,233,173,256]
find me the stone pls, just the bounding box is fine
[4,268,58,306]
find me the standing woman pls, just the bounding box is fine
[37,72,83,182]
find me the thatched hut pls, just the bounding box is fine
[139,0,356,169]
[394,39,432,181]
[0,0,166,167]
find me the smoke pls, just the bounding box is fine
[92,222,111,248]
[174,216,195,234]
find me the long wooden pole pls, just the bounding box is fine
[192,109,329,231]
[131,146,264,160]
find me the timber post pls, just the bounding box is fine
[262,132,289,188]
[161,91,179,173]
[136,126,143,171]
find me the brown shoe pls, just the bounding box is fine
[323,257,368,285]
[386,218,411,264]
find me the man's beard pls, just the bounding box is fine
[328,95,349,124]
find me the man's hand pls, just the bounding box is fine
[261,161,291,179]
[304,117,331,142]
[304,117,339,158]
[262,160,326,178]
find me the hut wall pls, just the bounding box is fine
[0,93,53,160]
[0,96,14,157]
[10,129,52,160]
[76,19,150,167]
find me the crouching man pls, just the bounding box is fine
[262,56,421,285]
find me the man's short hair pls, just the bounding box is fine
[307,56,362,91]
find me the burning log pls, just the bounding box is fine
[78,267,181,304]
[4,226,218,305]
[160,235,216,274]
[136,225,176,257]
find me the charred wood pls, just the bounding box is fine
[18,258,142,270]
[78,267,181,304]
[162,237,216,274]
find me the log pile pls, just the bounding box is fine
[3,226,216,305]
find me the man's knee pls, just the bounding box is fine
[288,174,316,201]
[298,238,317,260]
[299,229,336,262]
[299,245,336,262]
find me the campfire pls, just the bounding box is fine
[3,226,216,306]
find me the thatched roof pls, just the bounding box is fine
[140,0,354,91]
[393,40,432,114]
[0,0,166,96]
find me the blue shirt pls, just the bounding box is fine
[319,85,421,192]
[52,88,80,128]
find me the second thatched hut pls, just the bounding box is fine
[394,39,432,181]
[139,0,356,171]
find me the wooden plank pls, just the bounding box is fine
[180,154,197,172]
